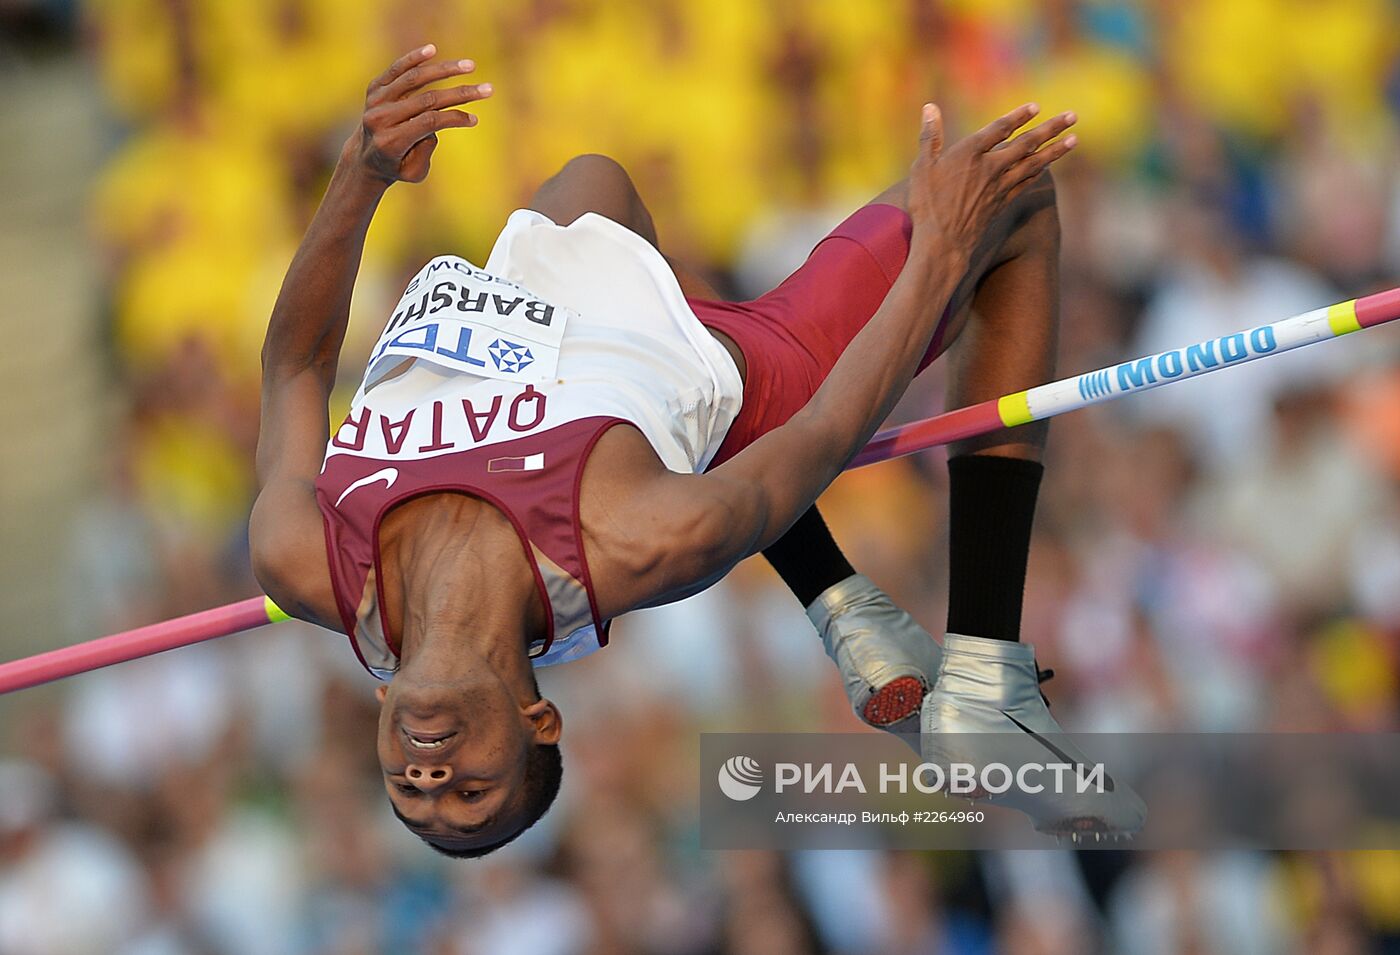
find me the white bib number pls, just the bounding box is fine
[364,256,571,388]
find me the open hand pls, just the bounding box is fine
[349,44,493,185]
[908,103,1076,255]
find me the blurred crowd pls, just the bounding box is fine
[5,0,1400,952]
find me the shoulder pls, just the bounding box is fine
[248,477,340,630]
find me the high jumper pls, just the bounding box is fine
[254,42,1117,855]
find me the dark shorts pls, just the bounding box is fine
[689,203,954,468]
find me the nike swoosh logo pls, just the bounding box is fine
[1002,711,1115,792]
[335,467,399,507]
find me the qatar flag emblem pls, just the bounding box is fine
[488,452,545,472]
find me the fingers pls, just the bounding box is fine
[405,107,480,138]
[971,102,1041,151]
[1005,131,1078,189]
[918,103,944,164]
[374,81,493,125]
[995,110,1076,163]
[378,57,477,104]
[367,45,477,107]
[369,44,438,96]
[983,108,1077,192]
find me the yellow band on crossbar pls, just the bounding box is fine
[1328,300,1361,336]
[264,596,292,623]
[998,391,1034,427]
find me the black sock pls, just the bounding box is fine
[946,454,1044,641]
[762,505,856,607]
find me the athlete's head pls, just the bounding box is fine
[375,646,563,857]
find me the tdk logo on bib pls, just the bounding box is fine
[363,256,569,388]
[488,338,534,373]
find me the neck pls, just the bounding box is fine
[380,493,544,685]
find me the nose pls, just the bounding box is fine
[405,763,454,792]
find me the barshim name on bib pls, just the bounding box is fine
[364,255,573,388]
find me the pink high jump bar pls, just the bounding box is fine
[4,286,1399,695]
[0,598,283,695]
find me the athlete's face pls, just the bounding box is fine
[374,672,559,851]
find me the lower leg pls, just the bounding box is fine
[761,506,855,607]
[943,175,1060,642]
[845,173,1057,642]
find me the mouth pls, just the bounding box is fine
[402,727,458,752]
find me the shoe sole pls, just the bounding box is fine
[862,676,927,727]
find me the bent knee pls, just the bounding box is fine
[561,152,625,171]
[1000,170,1059,259]
[554,153,631,185]
[1016,171,1059,234]
[535,153,637,202]
[537,153,656,245]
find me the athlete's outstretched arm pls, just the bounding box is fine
[616,104,1077,607]
[249,45,491,623]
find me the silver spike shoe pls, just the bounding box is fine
[920,633,1146,838]
[807,574,942,734]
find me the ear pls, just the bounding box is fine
[521,697,563,745]
[375,684,389,704]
